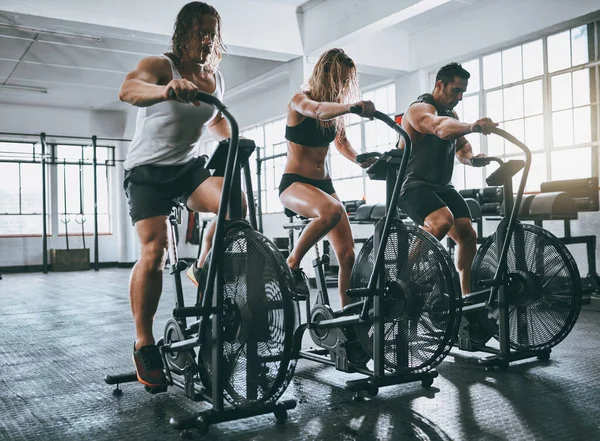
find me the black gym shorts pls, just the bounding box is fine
[398,184,471,226]
[123,157,211,224]
[278,173,336,218]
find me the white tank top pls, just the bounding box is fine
[124,54,224,170]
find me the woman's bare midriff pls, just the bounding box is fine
[284,142,330,180]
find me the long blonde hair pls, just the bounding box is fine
[304,48,359,132]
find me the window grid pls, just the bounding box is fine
[330,83,397,204]
[0,141,114,237]
[240,118,287,214]
[450,20,599,193]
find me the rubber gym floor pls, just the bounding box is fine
[1,268,598,441]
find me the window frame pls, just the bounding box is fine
[448,18,599,193]
[0,139,116,237]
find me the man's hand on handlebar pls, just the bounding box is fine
[164,79,201,106]
[470,117,498,135]
[471,153,491,167]
[350,100,376,120]
[359,156,377,168]
[356,152,380,168]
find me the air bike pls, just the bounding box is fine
[105,91,299,436]
[353,126,582,371]
[451,127,582,369]
[284,107,462,398]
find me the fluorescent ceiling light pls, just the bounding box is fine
[0,84,48,94]
[0,23,101,42]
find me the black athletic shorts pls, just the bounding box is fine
[278,173,336,218]
[123,157,211,224]
[398,184,471,226]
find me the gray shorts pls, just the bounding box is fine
[123,157,210,224]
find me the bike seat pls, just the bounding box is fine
[206,138,256,175]
[282,214,312,230]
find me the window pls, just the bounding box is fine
[448,20,598,193]
[0,141,115,237]
[0,142,43,235]
[547,25,590,73]
[453,59,485,191]
[241,118,286,214]
[332,83,397,204]
[54,144,114,235]
[551,68,594,148]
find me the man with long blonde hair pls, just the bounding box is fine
[119,1,236,389]
[279,48,376,307]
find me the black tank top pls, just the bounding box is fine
[285,117,337,147]
[402,93,457,193]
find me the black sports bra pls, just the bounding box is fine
[285,117,337,147]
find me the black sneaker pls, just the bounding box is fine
[290,267,309,297]
[132,343,167,388]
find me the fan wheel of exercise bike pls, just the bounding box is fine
[350,220,462,374]
[471,222,582,351]
[199,225,299,407]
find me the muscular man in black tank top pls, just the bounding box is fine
[398,62,497,295]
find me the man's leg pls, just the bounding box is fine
[186,176,248,276]
[399,186,453,240]
[130,215,169,387]
[447,218,477,295]
[422,207,454,241]
[399,186,454,270]
[131,216,169,348]
[440,188,477,295]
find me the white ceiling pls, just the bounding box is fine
[0,10,289,111]
[263,0,308,6]
[0,0,598,112]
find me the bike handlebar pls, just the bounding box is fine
[349,105,410,153]
[168,88,241,351]
[356,152,381,163]
[167,89,226,111]
[471,156,491,167]
[348,105,413,315]
[473,126,532,300]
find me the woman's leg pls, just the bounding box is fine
[324,194,355,307]
[280,183,345,270]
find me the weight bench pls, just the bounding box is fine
[530,178,600,300]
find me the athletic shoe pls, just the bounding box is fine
[132,343,167,388]
[290,267,310,297]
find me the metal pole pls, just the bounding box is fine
[40,132,48,274]
[255,148,263,233]
[92,135,99,271]
[243,158,258,230]
[0,131,131,142]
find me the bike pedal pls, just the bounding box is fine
[144,385,168,394]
